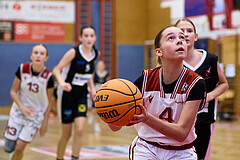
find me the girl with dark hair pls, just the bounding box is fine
[109,27,206,160]
[53,25,98,160]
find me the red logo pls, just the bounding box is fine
[13,2,21,11]
[206,67,211,77]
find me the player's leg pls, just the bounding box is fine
[4,119,22,153]
[57,123,72,159]
[204,123,215,160]
[72,95,88,159]
[193,123,211,159]
[4,139,16,153]
[72,117,86,159]
[11,139,28,160]
[11,124,37,160]
[129,137,159,160]
[57,91,74,159]
[167,148,197,160]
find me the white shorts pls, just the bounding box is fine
[129,137,197,160]
[5,118,38,142]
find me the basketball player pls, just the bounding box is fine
[175,18,229,160]
[4,44,54,160]
[53,25,98,160]
[109,26,206,159]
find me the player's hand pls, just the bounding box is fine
[93,90,98,102]
[21,106,36,120]
[61,82,72,92]
[127,103,148,126]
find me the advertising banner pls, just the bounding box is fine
[14,21,65,42]
[0,1,75,23]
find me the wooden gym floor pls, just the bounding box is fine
[0,106,240,160]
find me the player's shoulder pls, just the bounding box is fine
[21,62,31,74]
[144,66,161,74]
[185,67,203,80]
[40,67,52,79]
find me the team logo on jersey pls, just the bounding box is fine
[42,72,47,78]
[206,67,211,77]
[181,82,188,92]
[85,64,90,72]
[148,95,154,103]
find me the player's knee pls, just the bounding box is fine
[75,127,84,136]
[4,139,16,153]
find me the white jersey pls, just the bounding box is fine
[134,67,203,146]
[9,62,52,128]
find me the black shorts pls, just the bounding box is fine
[61,87,88,123]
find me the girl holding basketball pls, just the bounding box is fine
[175,18,228,160]
[4,44,54,160]
[53,25,98,160]
[109,26,206,160]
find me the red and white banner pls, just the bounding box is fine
[0,1,75,23]
[14,21,65,42]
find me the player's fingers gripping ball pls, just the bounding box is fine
[94,79,143,126]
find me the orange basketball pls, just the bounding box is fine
[94,78,142,126]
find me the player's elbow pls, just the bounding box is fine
[176,134,188,142]
[108,125,121,132]
[174,130,190,142]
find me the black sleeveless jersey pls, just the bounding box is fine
[62,45,98,90]
[183,49,219,124]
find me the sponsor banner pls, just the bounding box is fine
[14,21,65,42]
[0,1,75,23]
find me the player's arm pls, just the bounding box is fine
[129,79,206,142]
[10,76,36,119]
[10,77,24,109]
[108,124,122,131]
[88,73,96,99]
[39,87,54,137]
[130,100,200,142]
[206,62,229,102]
[52,48,75,92]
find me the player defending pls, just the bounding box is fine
[175,18,229,160]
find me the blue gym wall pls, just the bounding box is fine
[0,42,74,106]
[0,1,145,106]
[118,45,144,82]
[0,43,144,106]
